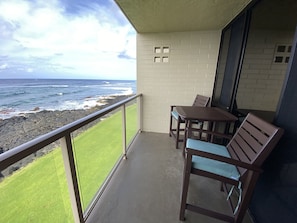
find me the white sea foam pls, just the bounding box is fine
[0,79,136,120]
[50,85,68,88]
[0,107,40,120]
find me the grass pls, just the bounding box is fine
[0,104,137,223]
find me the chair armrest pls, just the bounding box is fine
[186,147,262,172]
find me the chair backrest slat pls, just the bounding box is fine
[241,121,269,146]
[246,113,279,136]
[192,95,210,107]
[237,128,262,154]
[233,134,256,161]
[227,113,284,176]
[228,138,251,162]
[227,140,248,175]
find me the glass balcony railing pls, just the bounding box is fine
[0,141,74,222]
[0,94,142,223]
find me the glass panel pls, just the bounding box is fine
[244,1,297,222]
[73,108,123,211]
[0,143,73,222]
[213,13,248,110]
[235,0,294,119]
[219,14,246,110]
[213,28,231,106]
[125,99,138,146]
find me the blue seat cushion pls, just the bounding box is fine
[171,110,180,120]
[186,139,240,180]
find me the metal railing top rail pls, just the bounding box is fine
[0,94,142,172]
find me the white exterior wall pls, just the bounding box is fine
[137,31,221,133]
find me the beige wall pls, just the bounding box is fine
[137,31,221,133]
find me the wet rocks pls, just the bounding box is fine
[0,95,132,178]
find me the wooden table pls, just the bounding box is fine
[175,106,238,149]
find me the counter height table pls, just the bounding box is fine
[175,106,238,150]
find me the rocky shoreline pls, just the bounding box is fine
[0,95,133,178]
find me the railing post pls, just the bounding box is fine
[60,134,84,223]
[137,95,143,131]
[121,104,127,159]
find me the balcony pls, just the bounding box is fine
[86,132,253,223]
[0,95,253,223]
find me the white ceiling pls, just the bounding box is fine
[115,0,253,33]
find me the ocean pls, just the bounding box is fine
[0,79,136,120]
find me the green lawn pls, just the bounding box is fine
[0,104,137,223]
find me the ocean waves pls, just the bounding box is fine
[0,79,136,119]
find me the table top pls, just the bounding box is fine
[176,106,238,122]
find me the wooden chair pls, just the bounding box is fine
[180,113,284,223]
[169,94,210,149]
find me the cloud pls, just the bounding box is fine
[0,63,8,70]
[118,50,135,60]
[0,0,136,80]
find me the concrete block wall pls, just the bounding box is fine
[137,31,220,133]
[236,30,294,111]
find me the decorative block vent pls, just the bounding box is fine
[154,57,161,63]
[154,46,170,63]
[273,44,292,64]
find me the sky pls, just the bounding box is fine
[0,0,136,80]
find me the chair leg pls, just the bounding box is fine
[179,153,192,221]
[234,171,260,223]
[169,114,173,137]
[183,120,190,155]
[198,122,203,139]
[176,117,181,149]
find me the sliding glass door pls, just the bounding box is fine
[212,12,250,111]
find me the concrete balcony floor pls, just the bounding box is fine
[86,132,254,223]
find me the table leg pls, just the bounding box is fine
[183,120,191,157]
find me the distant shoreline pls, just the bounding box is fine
[0,94,132,152]
[0,94,129,120]
[0,79,136,120]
